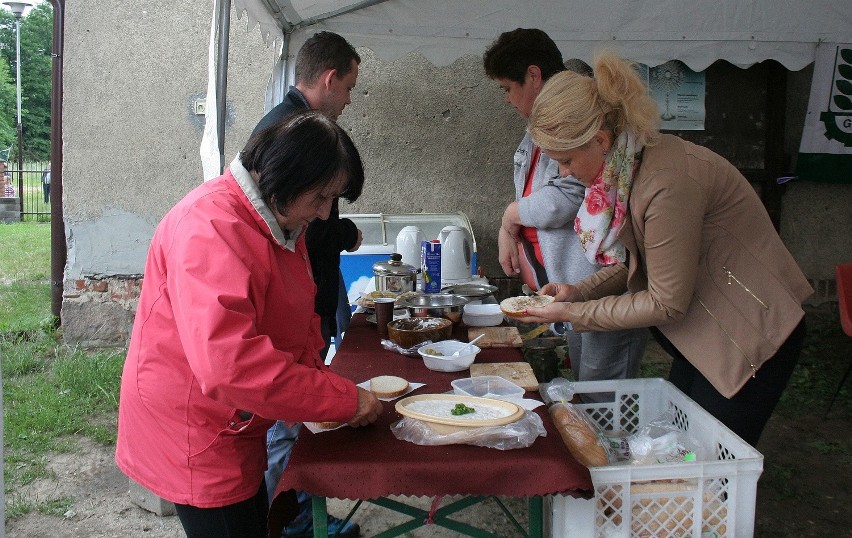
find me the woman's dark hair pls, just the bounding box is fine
[240,110,365,213]
[483,28,565,83]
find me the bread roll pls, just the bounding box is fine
[499,295,555,318]
[548,403,610,468]
[312,421,342,430]
[369,375,410,398]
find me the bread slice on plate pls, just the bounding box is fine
[499,294,556,318]
[369,375,410,398]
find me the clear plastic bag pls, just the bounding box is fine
[540,378,614,467]
[381,339,433,357]
[627,408,706,464]
[539,376,576,404]
[390,410,546,450]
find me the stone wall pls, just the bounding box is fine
[0,197,20,223]
[61,276,142,348]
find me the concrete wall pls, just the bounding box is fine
[781,66,852,298]
[60,0,851,345]
[61,0,277,343]
[338,48,521,264]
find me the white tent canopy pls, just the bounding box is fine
[201,0,852,176]
[233,0,850,71]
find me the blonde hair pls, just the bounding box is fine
[529,50,660,151]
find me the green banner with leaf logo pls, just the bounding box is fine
[796,44,852,184]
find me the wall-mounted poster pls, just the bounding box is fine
[646,60,706,131]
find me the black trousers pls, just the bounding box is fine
[652,318,806,447]
[174,480,268,538]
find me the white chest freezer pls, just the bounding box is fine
[339,212,478,308]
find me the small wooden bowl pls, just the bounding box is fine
[387,317,452,348]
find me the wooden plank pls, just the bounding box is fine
[467,326,523,348]
[469,362,539,391]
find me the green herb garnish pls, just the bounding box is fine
[451,403,476,416]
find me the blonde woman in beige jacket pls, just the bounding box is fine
[519,50,813,446]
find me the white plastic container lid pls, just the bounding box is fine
[451,375,525,399]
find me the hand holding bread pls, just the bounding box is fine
[348,387,383,427]
[538,282,581,302]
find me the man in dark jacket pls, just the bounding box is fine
[252,32,363,361]
[251,31,363,538]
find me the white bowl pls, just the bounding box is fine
[462,303,504,327]
[417,340,481,372]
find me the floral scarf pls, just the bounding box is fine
[574,131,643,266]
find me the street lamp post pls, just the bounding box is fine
[3,1,32,214]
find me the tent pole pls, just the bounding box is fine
[215,0,231,173]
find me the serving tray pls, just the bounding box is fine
[395,393,523,433]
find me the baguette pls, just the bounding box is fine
[499,294,555,318]
[548,402,610,468]
[369,375,410,398]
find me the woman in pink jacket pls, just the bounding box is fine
[519,51,812,447]
[115,111,382,537]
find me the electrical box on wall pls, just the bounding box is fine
[193,99,207,116]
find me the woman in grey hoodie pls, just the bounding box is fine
[484,28,648,382]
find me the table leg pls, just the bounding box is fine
[312,495,328,538]
[529,496,543,538]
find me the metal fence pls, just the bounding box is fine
[2,166,51,222]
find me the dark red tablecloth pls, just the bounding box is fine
[271,314,592,513]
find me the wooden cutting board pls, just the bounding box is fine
[467,326,523,348]
[469,362,539,391]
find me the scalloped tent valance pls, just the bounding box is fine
[233,0,851,71]
[201,0,851,179]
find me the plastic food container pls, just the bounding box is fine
[451,375,525,399]
[417,340,481,372]
[462,303,504,327]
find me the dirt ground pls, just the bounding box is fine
[5,340,851,537]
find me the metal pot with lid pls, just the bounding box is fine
[373,253,418,294]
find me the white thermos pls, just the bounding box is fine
[395,226,425,289]
[438,225,472,285]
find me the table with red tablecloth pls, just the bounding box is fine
[268,314,593,537]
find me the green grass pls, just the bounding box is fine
[0,222,52,333]
[1,221,123,520]
[0,222,50,280]
[777,305,850,415]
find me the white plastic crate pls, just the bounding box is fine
[547,378,763,538]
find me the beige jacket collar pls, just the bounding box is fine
[229,155,303,252]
